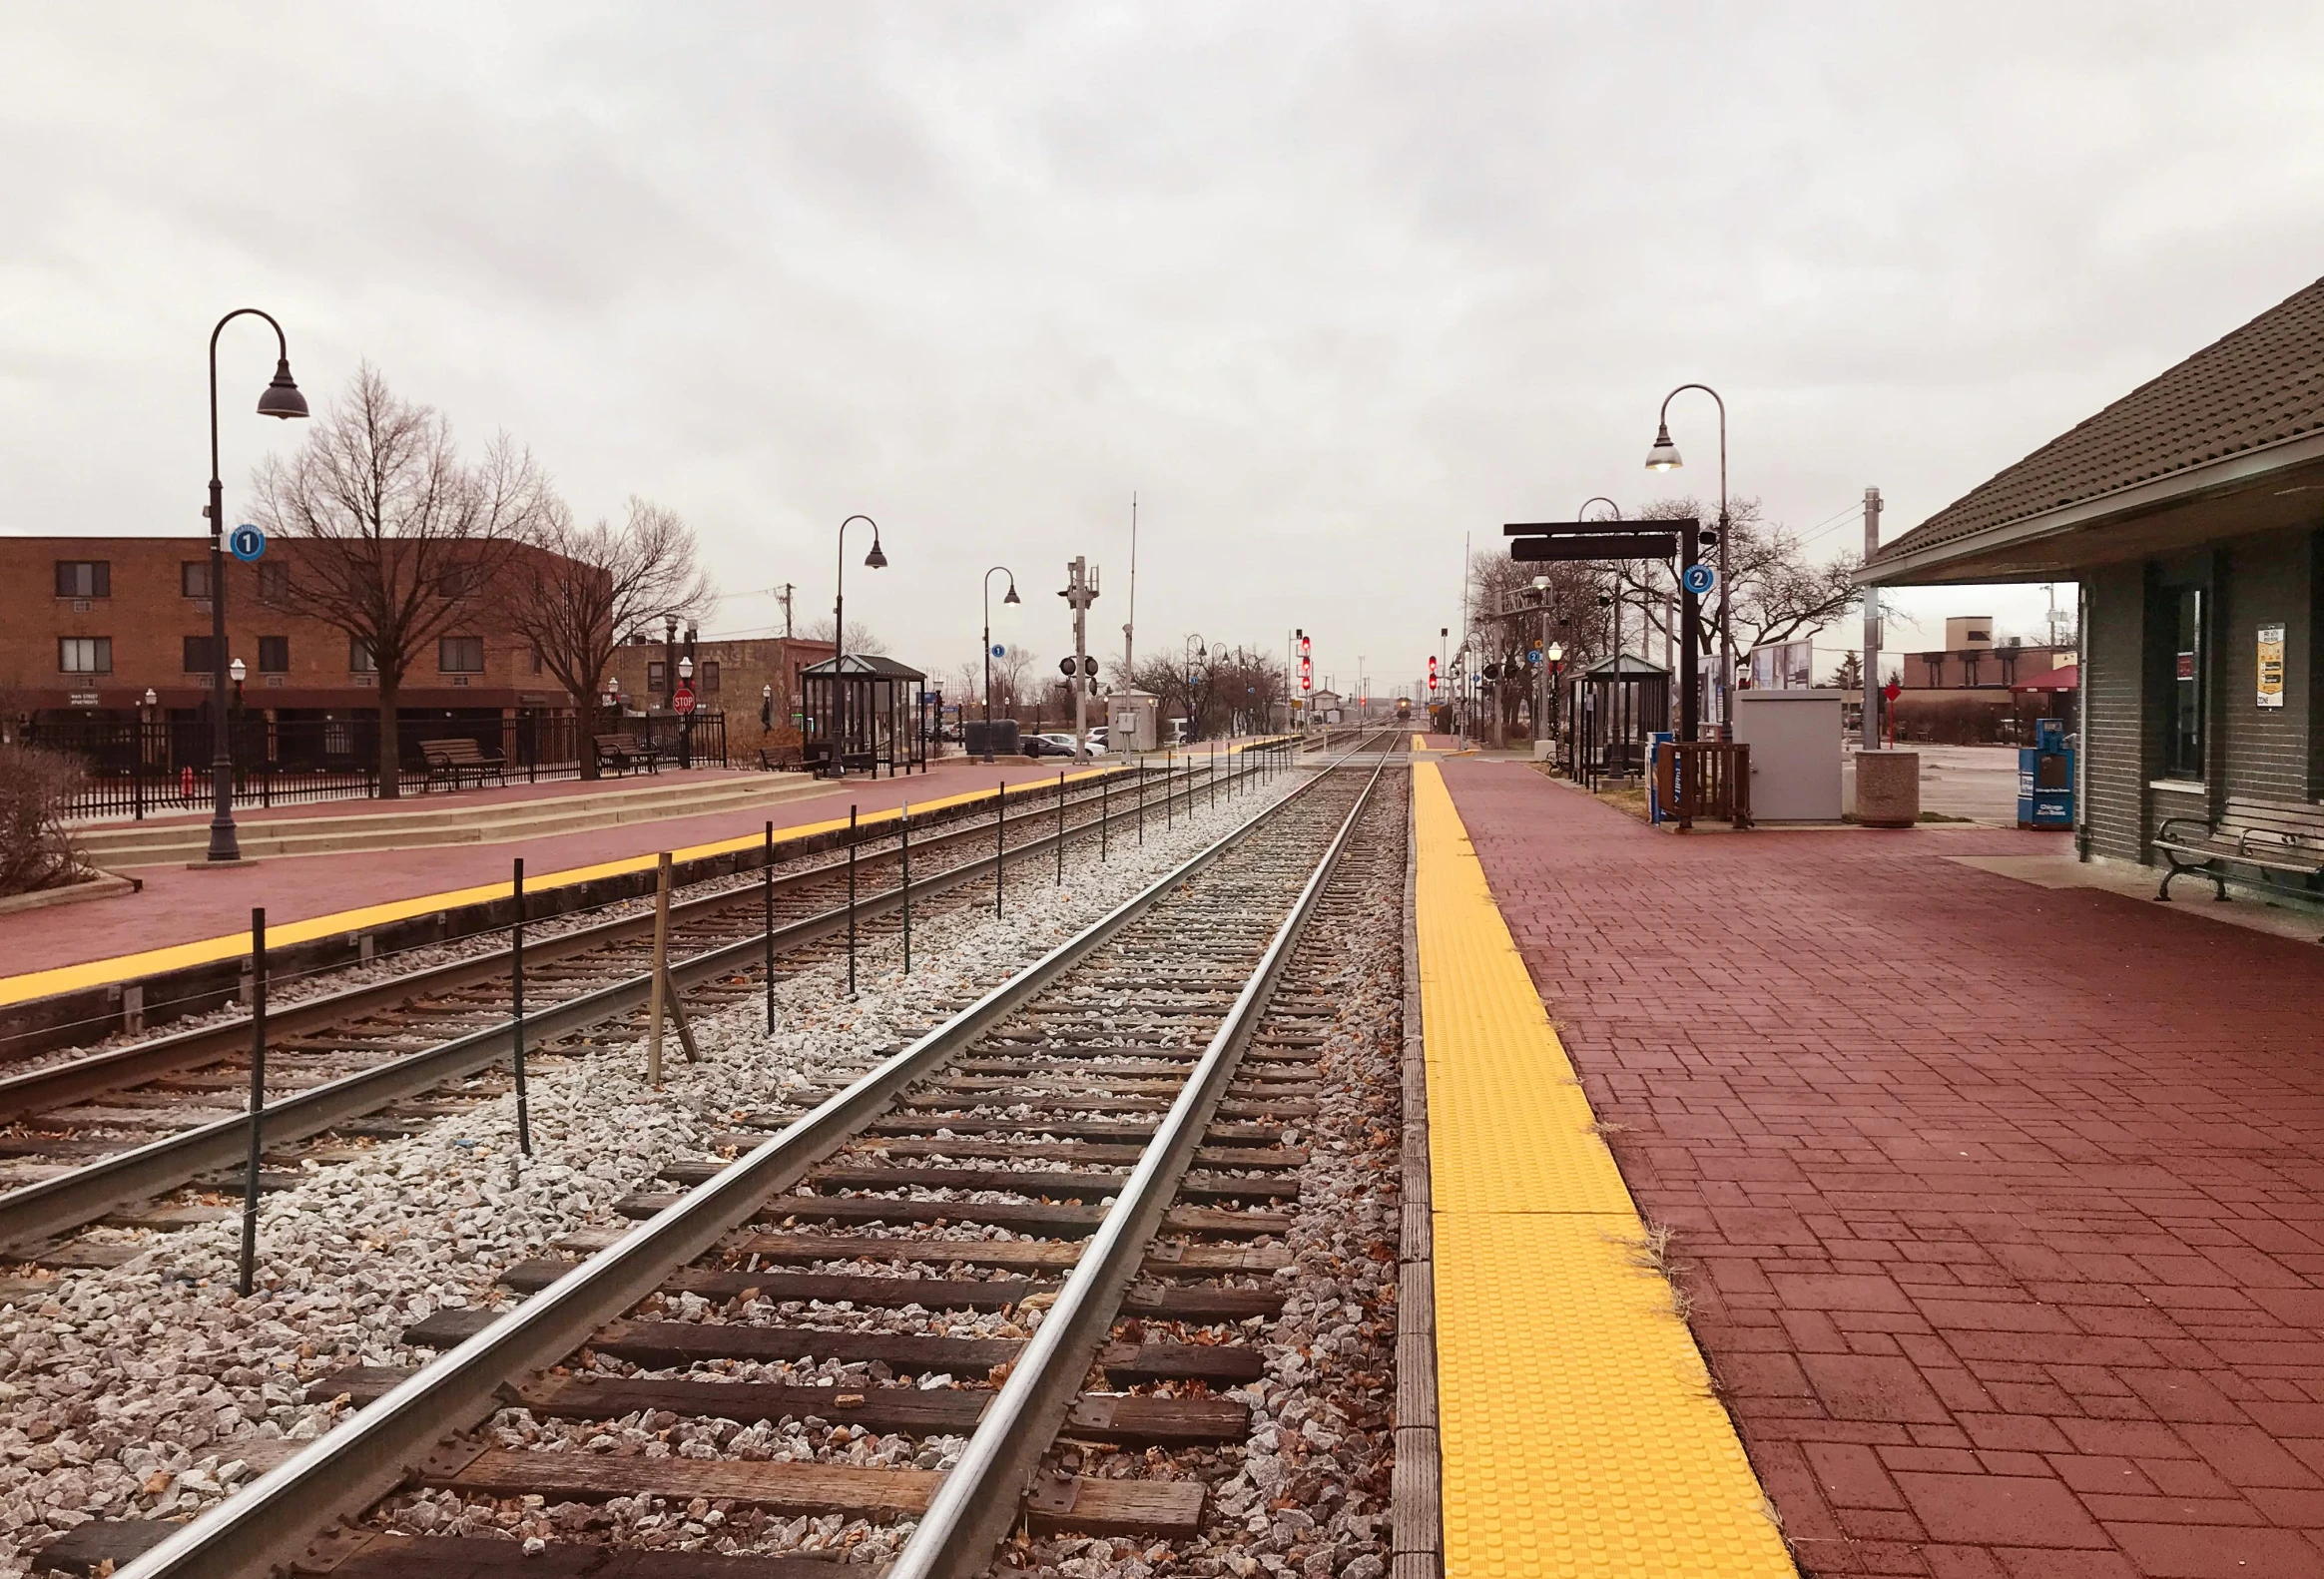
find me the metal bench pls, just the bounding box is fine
[758,745,805,773]
[594,733,663,777]
[418,737,506,791]
[2153,793,2324,900]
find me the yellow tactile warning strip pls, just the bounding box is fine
[1413,733,1430,752]
[0,766,1125,1010]
[1413,762,1790,1576]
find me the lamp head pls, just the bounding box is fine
[1644,422,1683,471]
[762,683,773,699]
[664,613,678,637]
[678,656,694,680]
[1547,643,1564,662]
[257,359,308,420]
[865,530,887,570]
[1002,581,1020,605]
[143,687,158,706]
[229,657,247,683]
[1531,575,1551,592]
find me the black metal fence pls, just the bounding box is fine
[27,711,728,821]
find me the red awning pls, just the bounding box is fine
[2012,663,2078,693]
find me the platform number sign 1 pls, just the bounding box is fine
[228,523,266,562]
[1681,562,1715,597]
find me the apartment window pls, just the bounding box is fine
[54,561,110,599]
[439,636,485,674]
[2164,587,2206,781]
[59,637,112,674]
[182,561,212,598]
[258,636,290,673]
[438,565,471,599]
[647,660,667,692]
[184,635,217,673]
[258,562,289,602]
[529,646,544,675]
[349,637,376,674]
[701,661,721,694]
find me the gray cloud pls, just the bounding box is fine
[6,2,2322,689]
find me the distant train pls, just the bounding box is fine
[1395,697,1413,723]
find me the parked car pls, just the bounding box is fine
[1028,733,1103,758]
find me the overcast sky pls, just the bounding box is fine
[7,4,2323,695]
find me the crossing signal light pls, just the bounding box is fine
[1428,655,1440,695]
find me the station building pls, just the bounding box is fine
[1862,274,2324,870]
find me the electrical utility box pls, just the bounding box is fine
[2017,717,2074,829]
[1733,689,1844,821]
[1108,691,1161,753]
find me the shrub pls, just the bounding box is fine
[0,745,93,895]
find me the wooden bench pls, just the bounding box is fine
[418,737,505,791]
[758,745,805,773]
[2153,794,2324,900]
[594,733,663,777]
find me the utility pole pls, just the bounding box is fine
[1122,493,1137,687]
[778,583,795,640]
[1861,486,1884,752]
[1062,557,1100,762]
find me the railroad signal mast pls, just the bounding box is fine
[1298,631,1313,699]
[1060,557,1100,761]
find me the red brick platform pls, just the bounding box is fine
[1440,760,2324,1578]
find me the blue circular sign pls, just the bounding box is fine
[990,644,1006,658]
[228,524,266,563]
[1682,563,1716,596]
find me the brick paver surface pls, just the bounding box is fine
[1441,760,2324,1578]
[3,761,1087,980]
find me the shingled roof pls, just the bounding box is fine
[1873,275,2324,566]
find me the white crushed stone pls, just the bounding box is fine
[0,774,1298,1576]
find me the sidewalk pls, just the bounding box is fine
[0,761,1112,1007]
[1437,757,2324,1577]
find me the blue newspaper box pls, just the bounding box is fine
[2017,718,2073,830]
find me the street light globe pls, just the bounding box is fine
[1644,422,1683,471]
[678,656,694,680]
[143,688,158,706]
[1547,643,1565,662]
[229,657,247,683]
[1531,576,1551,592]
[762,683,773,700]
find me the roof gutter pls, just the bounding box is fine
[1858,425,2324,587]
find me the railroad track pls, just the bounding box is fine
[0,754,1289,1264]
[63,736,1407,1579]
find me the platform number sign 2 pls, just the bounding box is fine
[1681,562,1715,597]
[228,523,266,562]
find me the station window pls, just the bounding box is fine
[182,561,212,599]
[258,562,289,602]
[184,635,217,673]
[54,561,110,599]
[647,660,667,692]
[439,635,485,674]
[2163,587,2206,780]
[59,637,112,674]
[258,636,290,673]
[701,661,721,694]
[349,638,376,674]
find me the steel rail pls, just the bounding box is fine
[108,748,1372,1579]
[0,758,1267,1255]
[0,767,1165,1121]
[890,749,1391,1579]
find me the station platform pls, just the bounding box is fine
[1430,755,2324,1576]
[0,761,1119,1012]
[1410,760,1792,1574]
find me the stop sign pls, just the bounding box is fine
[674,684,697,715]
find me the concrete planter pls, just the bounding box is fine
[1855,750,1921,828]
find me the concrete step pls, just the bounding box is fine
[83,774,839,866]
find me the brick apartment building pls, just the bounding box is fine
[603,636,839,730]
[2,536,576,756]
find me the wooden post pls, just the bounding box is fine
[846,804,859,999]
[1056,771,1065,884]
[648,851,672,1083]
[900,808,912,973]
[995,781,1006,917]
[237,907,266,1298]
[511,858,530,1158]
[763,821,775,1032]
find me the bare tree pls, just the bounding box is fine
[507,496,712,778]
[804,618,888,656]
[1610,495,1861,668]
[254,365,552,795]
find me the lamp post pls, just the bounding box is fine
[1530,575,1552,750]
[832,515,885,779]
[1645,384,1729,734]
[1183,636,1206,743]
[202,309,308,862]
[677,653,695,770]
[981,566,1019,764]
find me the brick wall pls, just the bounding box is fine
[2082,561,2148,861]
[604,638,838,719]
[0,536,564,716]
[2218,528,2315,802]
